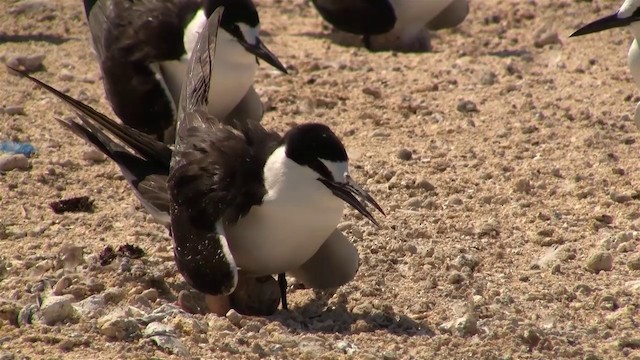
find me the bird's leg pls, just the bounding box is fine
[277,273,288,310]
[363,35,373,51]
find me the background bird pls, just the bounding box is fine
[9,7,383,316]
[570,0,640,130]
[310,0,469,52]
[83,0,287,143]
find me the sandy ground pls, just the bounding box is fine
[2,0,640,358]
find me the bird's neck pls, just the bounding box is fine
[262,147,343,210]
[172,9,257,118]
[629,22,640,43]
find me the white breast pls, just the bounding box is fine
[388,0,455,36]
[157,9,257,120]
[225,148,346,276]
[627,23,640,90]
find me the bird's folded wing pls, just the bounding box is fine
[83,0,202,138]
[83,0,201,62]
[168,6,243,295]
[174,4,224,156]
[310,0,396,35]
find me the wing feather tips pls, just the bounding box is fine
[170,207,238,295]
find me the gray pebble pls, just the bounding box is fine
[8,0,54,15]
[514,178,532,194]
[403,243,418,254]
[103,287,125,304]
[403,197,422,209]
[480,71,497,86]
[298,335,327,355]
[38,294,75,325]
[610,191,632,203]
[4,106,25,116]
[456,100,478,113]
[454,314,478,336]
[149,335,190,357]
[585,251,613,274]
[454,254,479,271]
[73,294,106,319]
[144,322,175,337]
[336,340,358,355]
[362,87,381,99]
[415,177,435,191]
[371,129,390,138]
[397,148,412,161]
[0,154,29,172]
[225,309,243,328]
[251,342,269,357]
[140,288,158,303]
[17,303,38,326]
[98,310,140,339]
[58,69,74,81]
[59,244,84,269]
[534,30,561,48]
[627,255,640,271]
[447,271,464,284]
[6,54,45,72]
[82,149,107,163]
[53,275,72,295]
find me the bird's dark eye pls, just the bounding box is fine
[229,24,243,39]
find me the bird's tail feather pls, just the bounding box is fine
[8,66,171,225]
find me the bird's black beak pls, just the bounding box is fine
[571,13,633,37]
[240,37,288,74]
[319,175,385,227]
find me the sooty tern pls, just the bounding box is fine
[10,7,383,316]
[571,0,640,129]
[310,0,469,51]
[82,0,287,142]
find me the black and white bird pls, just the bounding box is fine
[310,0,469,51]
[570,0,640,129]
[83,0,287,142]
[10,7,383,315]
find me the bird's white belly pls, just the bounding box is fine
[158,30,257,121]
[207,39,257,120]
[226,200,344,276]
[628,38,640,90]
[390,0,454,34]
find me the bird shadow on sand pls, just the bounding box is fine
[488,49,532,58]
[0,33,72,45]
[295,31,439,54]
[295,30,365,51]
[266,291,434,337]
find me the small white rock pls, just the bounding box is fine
[38,294,75,325]
[0,154,29,172]
[82,149,106,163]
[73,294,106,319]
[225,309,243,328]
[585,251,613,274]
[98,310,140,339]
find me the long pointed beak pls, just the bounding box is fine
[240,37,288,74]
[570,13,633,37]
[319,175,385,227]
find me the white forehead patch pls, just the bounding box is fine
[238,23,260,45]
[619,0,640,18]
[320,160,349,183]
